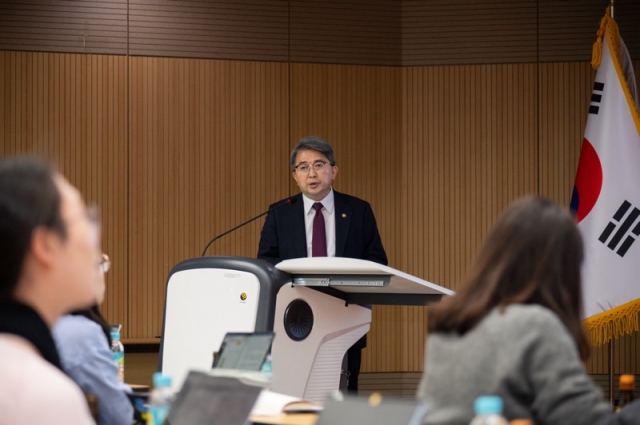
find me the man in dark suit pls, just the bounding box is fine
[258,136,387,393]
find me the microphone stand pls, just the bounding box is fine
[201,198,294,256]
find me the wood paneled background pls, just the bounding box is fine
[1,0,639,376]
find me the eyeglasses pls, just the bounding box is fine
[294,160,330,174]
[99,253,111,273]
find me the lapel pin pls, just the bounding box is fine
[342,213,347,218]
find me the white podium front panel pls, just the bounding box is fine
[271,285,371,401]
[162,268,260,390]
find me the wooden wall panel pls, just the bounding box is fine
[402,1,538,66]
[2,1,639,67]
[289,63,404,371]
[538,0,640,62]
[0,0,127,55]
[0,51,129,329]
[128,58,289,341]
[128,0,289,61]
[289,0,401,65]
[402,0,640,66]
[402,64,539,291]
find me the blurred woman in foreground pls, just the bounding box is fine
[54,253,133,425]
[417,196,611,425]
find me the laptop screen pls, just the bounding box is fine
[166,372,262,425]
[212,332,274,371]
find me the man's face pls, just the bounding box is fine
[54,176,102,309]
[292,149,338,201]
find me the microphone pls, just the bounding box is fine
[201,197,297,256]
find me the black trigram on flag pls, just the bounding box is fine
[589,82,605,115]
[598,200,640,257]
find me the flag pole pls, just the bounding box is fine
[609,340,615,410]
[607,5,616,410]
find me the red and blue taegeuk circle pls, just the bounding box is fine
[570,138,603,223]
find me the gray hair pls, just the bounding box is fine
[289,136,336,170]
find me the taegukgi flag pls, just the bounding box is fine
[570,8,640,346]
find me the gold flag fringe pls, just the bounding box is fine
[591,6,620,70]
[591,6,640,136]
[584,298,640,347]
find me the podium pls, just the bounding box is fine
[270,257,453,401]
[158,256,453,395]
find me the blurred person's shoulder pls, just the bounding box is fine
[484,304,567,343]
[492,304,562,328]
[54,314,102,340]
[0,334,94,424]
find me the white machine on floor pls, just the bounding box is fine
[158,256,289,390]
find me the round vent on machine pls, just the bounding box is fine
[283,299,314,341]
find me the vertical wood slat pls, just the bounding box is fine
[402,64,539,293]
[0,51,128,329]
[127,57,289,340]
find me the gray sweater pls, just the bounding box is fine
[417,304,611,425]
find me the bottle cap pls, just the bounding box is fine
[110,331,120,340]
[474,396,503,415]
[620,374,635,391]
[153,372,172,387]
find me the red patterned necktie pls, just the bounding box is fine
[312,202,327,257]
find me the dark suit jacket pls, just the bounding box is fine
[257,191,388,267]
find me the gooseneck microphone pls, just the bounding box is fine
[201,197,297,256]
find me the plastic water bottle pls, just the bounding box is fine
[260,354,272,376]
[110,331,125,382]
[469,396,508,425]
[147,372,173,425]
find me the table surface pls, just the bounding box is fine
[250,413,318,425]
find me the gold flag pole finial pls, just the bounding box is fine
[610,0,614,18]
[591,4,616,69]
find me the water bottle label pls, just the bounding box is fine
[148,405,170,425]
[113,352,124,382]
